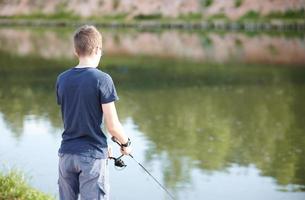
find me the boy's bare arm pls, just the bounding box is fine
[102,102,132,155]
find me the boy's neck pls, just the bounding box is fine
[76,56,99,68]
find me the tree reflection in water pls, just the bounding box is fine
[0,51,304,193]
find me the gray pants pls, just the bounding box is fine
[58,153,109,200]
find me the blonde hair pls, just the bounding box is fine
[73,25,102,57]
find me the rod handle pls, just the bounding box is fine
[111,136,122,146]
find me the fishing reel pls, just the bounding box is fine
[108,136,129,169]
[109,154,127,169]
[109,137,130,169]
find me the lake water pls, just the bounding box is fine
[0,27,305,200]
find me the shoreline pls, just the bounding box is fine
[0,18,304,31]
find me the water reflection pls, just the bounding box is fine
[0,27,304,64]
[0,27,305,199]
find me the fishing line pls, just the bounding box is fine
[110,136,176,200]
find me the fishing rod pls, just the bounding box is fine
[109,136,176,200]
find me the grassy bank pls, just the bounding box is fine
[0,9,304,30]
[0,18,304,31]
[0,171,54,200]
[0,9,304,22]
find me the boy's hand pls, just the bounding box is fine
[121,146,132,155]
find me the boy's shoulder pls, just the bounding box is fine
[56,67,112,82]
[56,68,72,82]
[89,68,113,81]
[91,68,109,76]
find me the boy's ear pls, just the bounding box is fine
[73,50,79,58]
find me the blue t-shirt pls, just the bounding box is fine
[56,67,119,159]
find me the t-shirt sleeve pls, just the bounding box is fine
[56,78,61,105]
[98,74,119,104]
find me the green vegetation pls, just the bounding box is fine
[134,14,162,20]
[0,171,54,200]
[178,13,202,21]
[235,0,243,8]
[2,11,80,21]
[240,10,260,20]
[89,14,128,22]
[267,9,305,19]
[201,0,213,7]
[0,8,304,27]
[239,9,305,21]
[208,13,228,20]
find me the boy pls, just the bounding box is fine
[56,25,132,200]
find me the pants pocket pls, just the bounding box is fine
[97,159,109,199]
[79,158,109,200]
